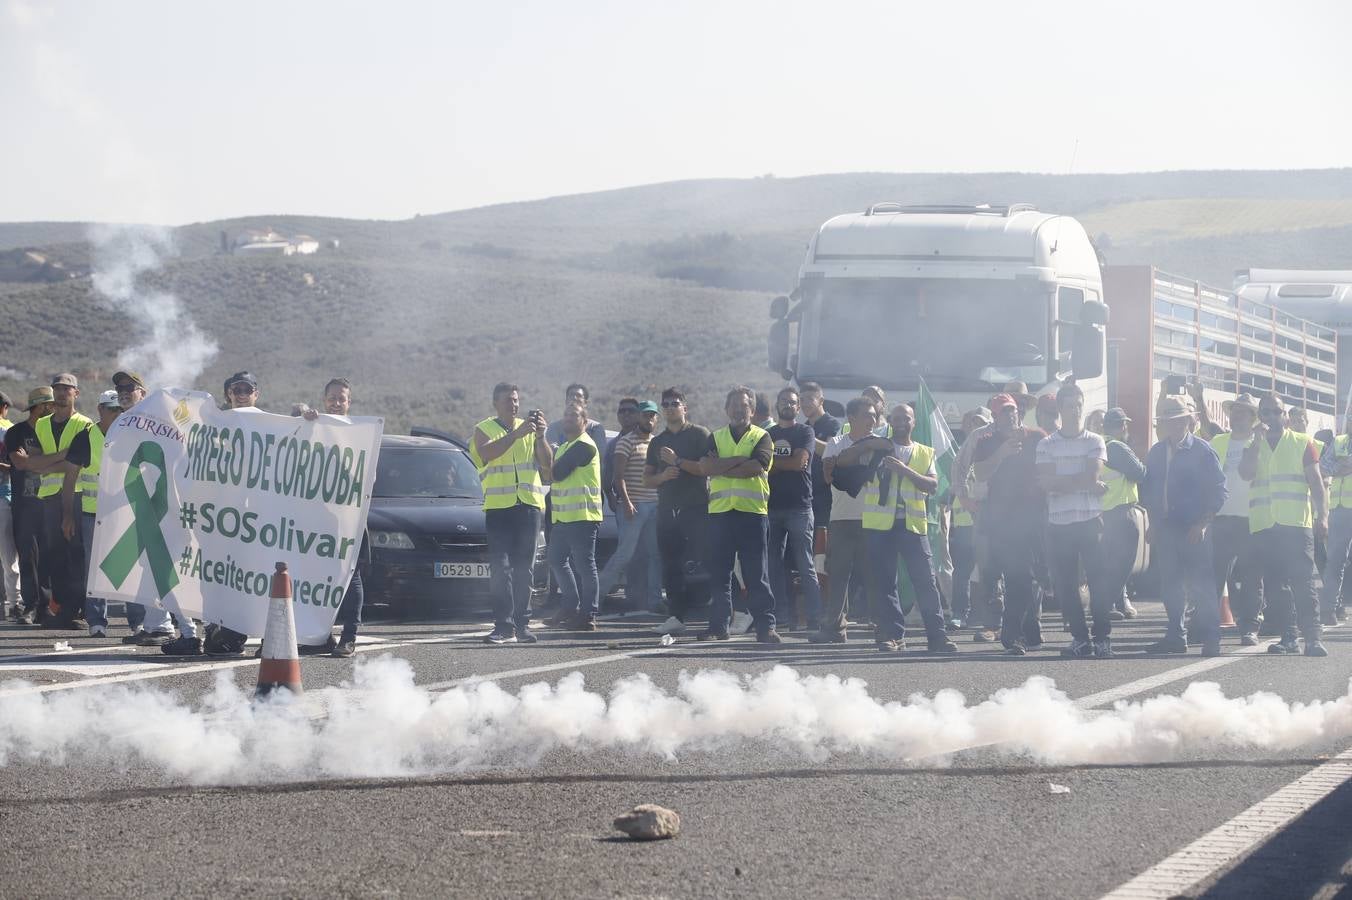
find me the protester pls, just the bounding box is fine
[1317,411,1352,637]
[1085,409,1105,435]
[57,390,123,637]
[811,397,879,643]
[766,387,822,630]
[472,383,552,644]
[12,375,93,630]
[544,404,602,630]
[1036,382,1111,658]
[973,394,1046,653]
[604,398,640,511]
[754,392,774,430]
[4,388,54,624]
[644,388,711,635]
[545,383,608,450]
[698,386,779,643]
[1239,393,1328,657]
[1035,393,1060,435]
[856,403,957,653]
[1210,393,1264,646]
[1100,408,1145,620]
[597,400,662,611]
[948,407,992,633]
[1000,381,1036,424]
[0,391,20,619]
[1141,396,1227,656]
[799,381,841,561]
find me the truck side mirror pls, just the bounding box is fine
[1072,323,1105,380]
[1080,299,1109,327]
[769,319,789,374]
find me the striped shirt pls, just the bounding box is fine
[614,432,658,504]
[1035,429,1107,526]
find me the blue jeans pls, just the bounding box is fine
[767,507,821,625]
[707,511,775,634]
[867,521,947,643]
[547,520,600,617]
[337,567,364,642]
[598,500,662,609]
[1155,521,1220,646]
[486,504,542,634]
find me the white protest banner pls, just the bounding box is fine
[87,389,383,643]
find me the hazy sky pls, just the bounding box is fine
[3,0,1349,225]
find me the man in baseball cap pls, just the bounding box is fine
[112,371,148,412]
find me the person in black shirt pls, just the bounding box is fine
[644,387,711,635]
[3,387,54,624]
[767,387,822,629]
[800,382,840,597]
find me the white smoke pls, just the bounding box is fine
[90,224,219,389]
[2,659,1350,786]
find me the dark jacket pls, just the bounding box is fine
[1141,433,1227,528]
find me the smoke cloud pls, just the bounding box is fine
[89,225,219,389]
[2,660,1350,786]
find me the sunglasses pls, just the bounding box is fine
[660,400,682,408]
[228,384,256,395]
[114,384,138,393]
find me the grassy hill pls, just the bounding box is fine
[4,169,1352,436]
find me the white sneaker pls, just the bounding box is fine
[730,611,754,634]
[656,616,686,636]
[88,624,107,637]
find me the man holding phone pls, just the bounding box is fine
[472,383,554,645]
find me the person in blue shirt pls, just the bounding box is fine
[1140,395,1228,656]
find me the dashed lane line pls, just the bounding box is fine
[1100,746,1352,899]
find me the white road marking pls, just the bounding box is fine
[1073,644,1266,709]
[1100,746,1352,899]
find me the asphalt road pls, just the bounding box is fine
[2,601,1351,900]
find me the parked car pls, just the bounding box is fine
[364,430,619,618]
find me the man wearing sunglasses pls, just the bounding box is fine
[644,387,711,635]
[1239,393,1329,657]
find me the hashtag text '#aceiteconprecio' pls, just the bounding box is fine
[179,424,367,507]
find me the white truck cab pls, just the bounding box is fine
[769,203,1108,424]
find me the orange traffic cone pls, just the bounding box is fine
[1219,590,1237,631]
[256,562,303,697]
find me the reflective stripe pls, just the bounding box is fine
[1249,430,1313,532]
[710,489,771,502]
[551,432,602,523]
[473,416,545,511]
[861,443,935,535]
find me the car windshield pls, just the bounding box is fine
[374,447,483,499]
[797,278,1049,391]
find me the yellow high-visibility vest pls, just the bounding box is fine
[1327,434,1352,511]
[862,442,935,535]
[79,424,105,514]
[1100,441,1139,511]
[35,413,92,498]
[708,424,770,515]
[550,432,602,523]
[1249,429,1314,532]
[470,417,544,511]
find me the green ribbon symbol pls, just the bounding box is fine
[100,440,180,599]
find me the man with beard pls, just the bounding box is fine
[597,400,662,611]
[644,387,711,635]
[767,386,822,629]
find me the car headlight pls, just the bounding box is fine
[371,530,416,550]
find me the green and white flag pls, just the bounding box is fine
[913,376,957,520]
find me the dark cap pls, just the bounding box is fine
[636,400,659,414]
[224,371,258,392]
[112,370,145,390]
[51,373,78,388]
[25,386,54,410]
[1036,394,1059,414]
[1103,407,1131,429]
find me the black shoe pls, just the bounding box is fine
[483,629,517,644]
[697,629,730,642]
[1004,643,1026,656]
[1145,638,1188,655]
[332,638,356,658]
[161,636,203,656]
[205,643,245,658]
[1061,639,1094,659]
[1321,611,1340,628]
[1201,642,1222,657]
[1092,638,1114,659]
[516,628,538,644]
[808,631,847,644]
[299,636,337,656]
[927,638,959,654]
[137,629,175,646]
[121,630,147,645]
[1267,638,1299,655]
[1305,641,1329,657]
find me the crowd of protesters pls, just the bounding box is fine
[2,372,1344,660]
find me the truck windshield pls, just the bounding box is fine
[797,278,1049,391]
